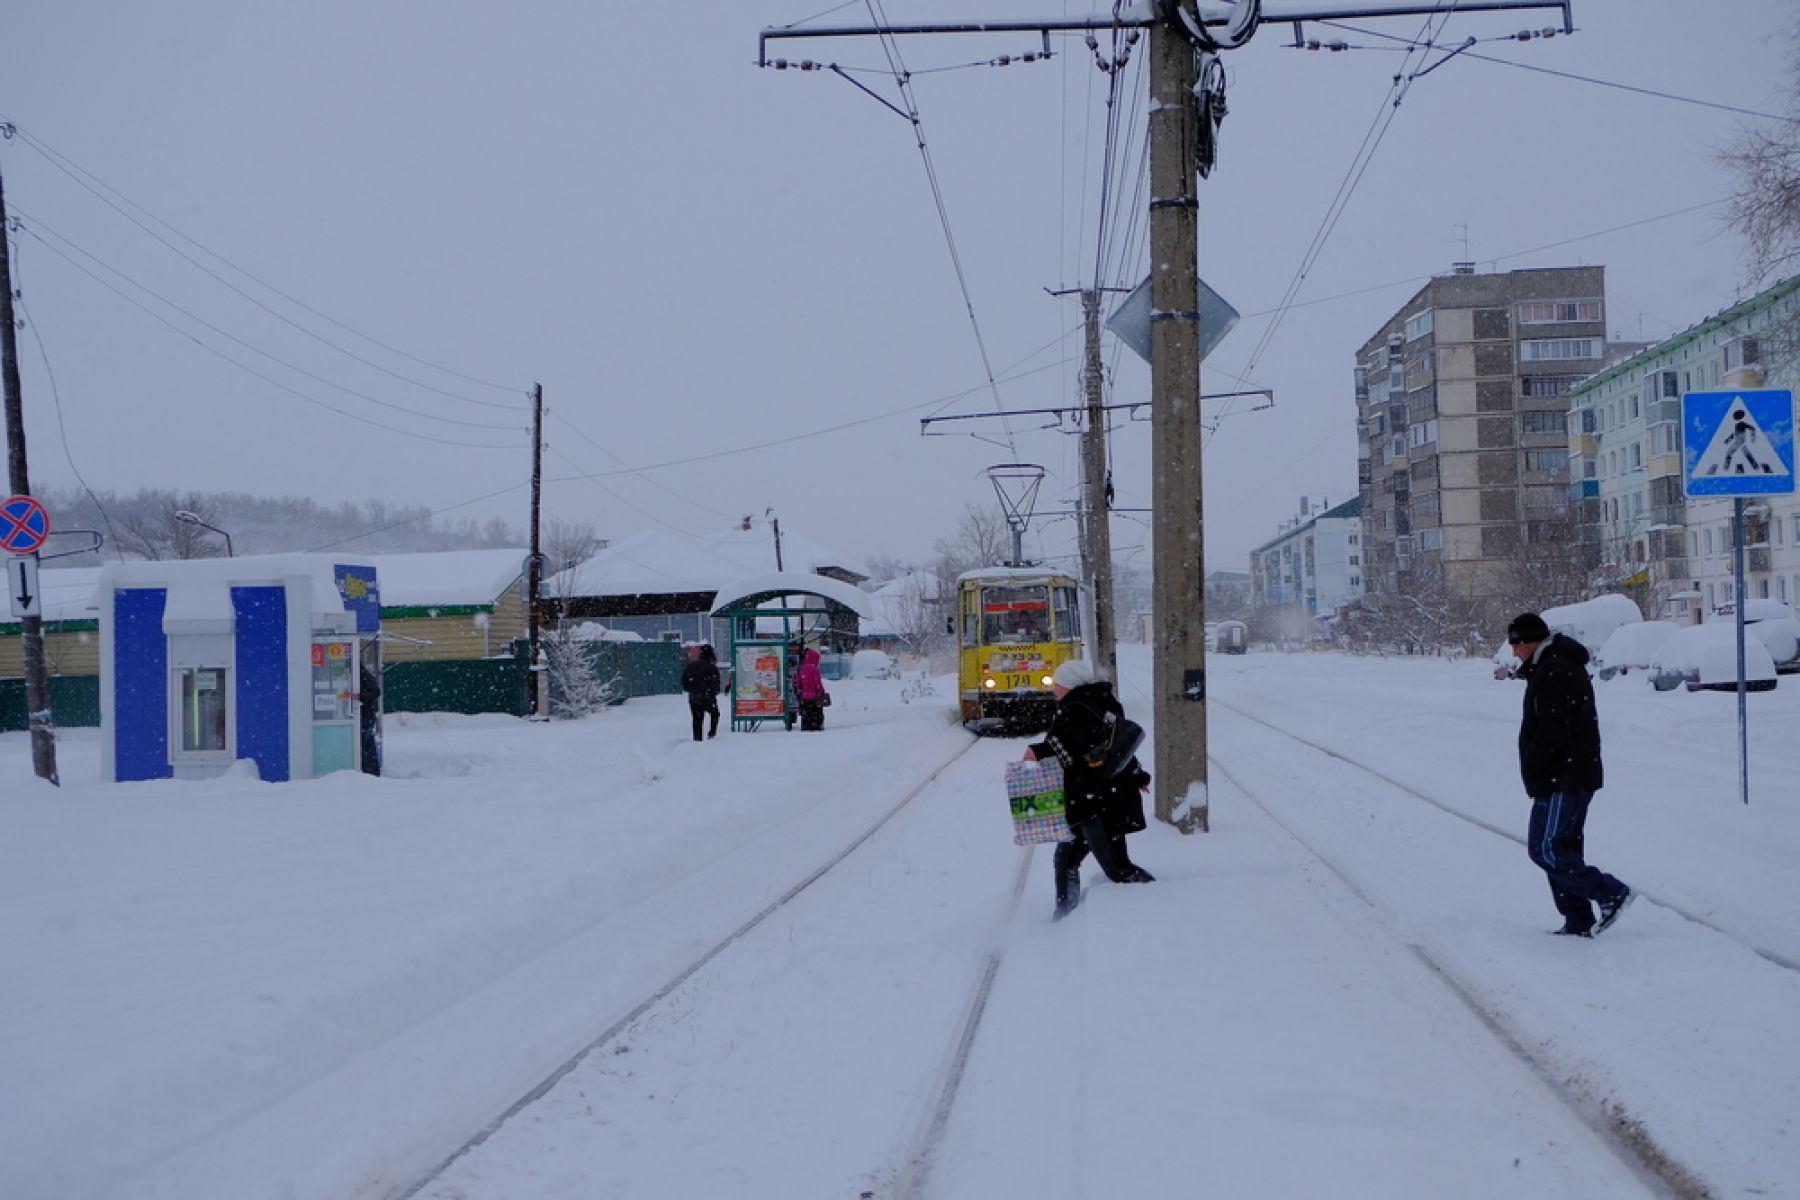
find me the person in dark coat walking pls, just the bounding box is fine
[1509,612,1634,937]
[1023,658,1154,920]
[681,643,722,741]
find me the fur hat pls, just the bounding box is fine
[1506,612,1551,644]
[1052,658,1098,689]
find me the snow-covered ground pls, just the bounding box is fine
[3,646,1796,1199]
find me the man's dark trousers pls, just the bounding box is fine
[1527,789,1628,932]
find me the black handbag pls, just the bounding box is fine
[818,691,832,707]
[1085,714,1145,779]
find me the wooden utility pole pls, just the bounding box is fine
[1148,3,1207,832]
[527,382,545,718]
[0,158,60,785]
[1079,289,1118,679]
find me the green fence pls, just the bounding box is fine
[0,675,102,733]
[385,639,686,719]
[549,640,686,707]
[384,651,531,717]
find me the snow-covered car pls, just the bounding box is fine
[851,648,895,679]
[1541,594,1642,658]
[1704,603,1800,673]
[1594,620,1680,680]
[1747,617,1800,673]
[1647,622,1778,693]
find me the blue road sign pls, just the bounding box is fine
[1,495,52,554]
[1681,389,1796,498]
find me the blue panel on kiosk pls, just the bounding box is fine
[114,588,171,782]
[232,586,290,782]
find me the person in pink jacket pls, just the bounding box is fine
[793,646,829,731]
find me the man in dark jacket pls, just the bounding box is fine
[1024,658,1154,920]
[1509,613,1633,937]
[681,644,722,741]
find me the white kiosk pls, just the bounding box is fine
[98,554,380,783]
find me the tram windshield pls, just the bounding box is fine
[982,585,1048,644]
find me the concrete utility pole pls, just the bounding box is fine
[1147,3,1208,832]
[527,383,546,718]
[1079,289,1118,680]
[760,0,1577,836]
[0,156,60,785]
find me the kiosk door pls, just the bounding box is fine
[311,638,359,775]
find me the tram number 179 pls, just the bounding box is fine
[996,671,1038,690]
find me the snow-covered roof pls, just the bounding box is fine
[708,571,873,619]
[549,526,867,599]
[98,554,375,621]
[362,549,528,608]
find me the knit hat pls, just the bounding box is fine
[1506,612,1551,644]
[1052,658,1098,689]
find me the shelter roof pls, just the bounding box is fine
[709,571,873,619]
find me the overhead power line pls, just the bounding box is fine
[19,224,524,450]
[15,209,523,436]
[0,117,526,404]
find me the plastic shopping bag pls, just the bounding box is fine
[1006,758,1070,845]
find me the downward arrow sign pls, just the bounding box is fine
[7,555,41,619]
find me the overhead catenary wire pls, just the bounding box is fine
[0,117,527,404]
[859,0,1019,458]
[1206,2,1464,442]
[1313,23,1800,124]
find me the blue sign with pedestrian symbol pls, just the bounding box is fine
[1681,389,1796,498]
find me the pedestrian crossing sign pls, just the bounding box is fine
[1681,389,1796,498]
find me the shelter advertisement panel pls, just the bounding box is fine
[733,644,786,719]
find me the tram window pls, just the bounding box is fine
[1053,586,1080,642]
[962,611,980,648]
[982,585,1048,643]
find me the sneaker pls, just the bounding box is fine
[1594,888,1635,936]
[1550,922,1593,938]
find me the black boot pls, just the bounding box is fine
[1053,868,1082,920]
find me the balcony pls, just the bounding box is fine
[1749,547,1772,573]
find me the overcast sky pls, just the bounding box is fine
[3,1,1793,576]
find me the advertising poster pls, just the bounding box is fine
[733,644,786,719]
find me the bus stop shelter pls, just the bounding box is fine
[709,572,871,731]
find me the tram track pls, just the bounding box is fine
[387,732,991,1200]
[1213,695,1800,977]
[1205,752,1715,1200]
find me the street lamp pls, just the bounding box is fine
[175,510,234,558]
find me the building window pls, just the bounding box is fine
[1525,448,1569,473]
[1704,528,1714,555]
[1630,443,1641,470]
[1521,410,1563,435]
[1348,554,1360,565]
[1519,300,1601,324]
[1404,310,1433,341]
[1522,338,1601,362]
[1350,575,1360,588]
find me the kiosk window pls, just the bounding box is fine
[176,667,229,754]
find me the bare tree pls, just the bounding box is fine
[111,490,225,561]
[542,518,607,577]
[1489,507,1598,617]
[888,572,948,662]
[932,502,1012,582]
[1720,15,1800,369]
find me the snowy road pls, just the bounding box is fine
[4,648,1797,1198]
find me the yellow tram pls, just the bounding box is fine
[954,567,1085,734]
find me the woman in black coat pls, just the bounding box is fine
[681,644,722,741]
[1023,658,1154,919]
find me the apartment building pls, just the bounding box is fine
[1564,276,1800,623]
[1355,266,1608,607]
[1249,497,1364,618]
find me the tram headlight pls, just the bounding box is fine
[1040,674,1054,687]
[983,677,997,689]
